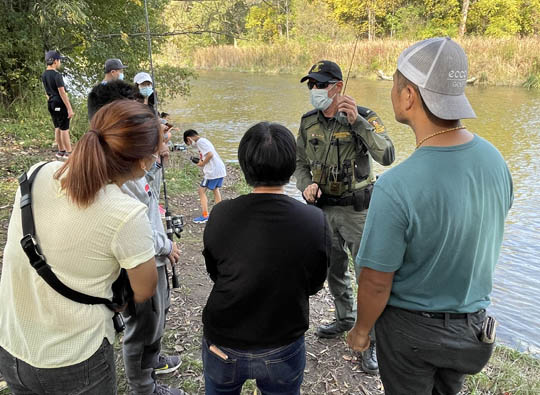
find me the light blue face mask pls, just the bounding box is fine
[310,87,335,111]
[118,73,124,81]
[140,86,153,97]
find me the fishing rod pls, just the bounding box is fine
[160,156,183,289]
[143,0,158,112]
[313,35,360,204]
[143,0,182,288]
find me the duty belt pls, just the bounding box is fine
[316,183,374,211]
[317,194,355,207]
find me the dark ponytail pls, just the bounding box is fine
[55,100,161,207]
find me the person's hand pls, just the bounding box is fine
[113,303,127,313]
[159,142,169,164]
[346,326,370,352]
[67,109,74,119]
[197,160,204,167]
[336,95,359,125]
[168,242,180,264]
[303,183,322,203]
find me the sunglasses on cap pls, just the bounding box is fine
[307,80,339,90]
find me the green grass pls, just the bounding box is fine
[228,163,252,196]
[466,346,540,394]
[0,90,88,148]
[163,155,201,197]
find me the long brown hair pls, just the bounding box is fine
[55,100,161,207]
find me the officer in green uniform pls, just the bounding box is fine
[295,60,395,374]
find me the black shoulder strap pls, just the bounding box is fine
[18,163,115,309]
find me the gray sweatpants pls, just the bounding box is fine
[122,265,170,395]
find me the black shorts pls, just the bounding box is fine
[48,100,70,131]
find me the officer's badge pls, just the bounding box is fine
[368,117,385,134]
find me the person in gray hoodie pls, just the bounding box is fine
[88,80,185,395]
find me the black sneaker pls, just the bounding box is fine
[361,341,379,374]
[154,354,181,375]
[316,320,354,339]
[153,384,186,395]
[55,151,65,160]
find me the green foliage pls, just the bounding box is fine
[523,57,540,90]
[519,0,540,35]
[0,0,191,107]
[466,346,540,394]
[163,0,250,54]
[291,0,354,43]
[467,0,522,37]
[246,4,282,42]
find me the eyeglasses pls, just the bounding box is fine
[307,80,338,90]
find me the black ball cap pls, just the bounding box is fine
[300,60,343,83]
[45,50,66,62]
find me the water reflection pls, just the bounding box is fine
[169,71,540,356]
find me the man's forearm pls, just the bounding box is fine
[59,91,73,112]
[354,268,393,335]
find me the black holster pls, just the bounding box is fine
[352,184,373,212]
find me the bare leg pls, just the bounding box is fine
[199,186,209,216]
[213,188,222,204]
[59,129,72,152]
[54,128,60,149]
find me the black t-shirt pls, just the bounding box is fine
[202,193,330,349]
[41,70,65,102]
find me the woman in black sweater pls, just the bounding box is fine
[201,122,330,395]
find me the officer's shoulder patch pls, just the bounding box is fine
[301,109,318,119]
[367,116,385,134]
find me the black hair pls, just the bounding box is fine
[238,122,296,187]
[160,112,169,118]
[395,70,438,122]
[87,80,138,121]
[183,129,199,144]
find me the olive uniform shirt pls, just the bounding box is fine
[295,107,395,198]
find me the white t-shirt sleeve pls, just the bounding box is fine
[111,205,155,269]
[196,138,213,156]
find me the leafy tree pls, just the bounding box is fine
[245,0,293,42]
[0,0,192,107]
[467,0,521,37]
[164,0,249,50]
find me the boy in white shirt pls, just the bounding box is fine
[183,129,227,223]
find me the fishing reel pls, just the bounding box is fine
[166,214,184,239]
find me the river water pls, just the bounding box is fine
[168,71,540,356]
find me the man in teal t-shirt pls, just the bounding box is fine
[346,37,513,395]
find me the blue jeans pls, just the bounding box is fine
[202,336,305,395]
[0,338,116,395]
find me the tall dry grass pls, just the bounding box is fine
[190,37,540,86]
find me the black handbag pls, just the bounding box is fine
[18,162,134,332]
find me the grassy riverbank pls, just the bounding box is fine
[186,37,540,88]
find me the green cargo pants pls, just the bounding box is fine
[322,205,366,325]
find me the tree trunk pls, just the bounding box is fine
[285,0,289,40]
[368,7,372,41]
[459,0,470,37]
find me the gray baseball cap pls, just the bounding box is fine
[397,37,476,120]
[104,58,128,73]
